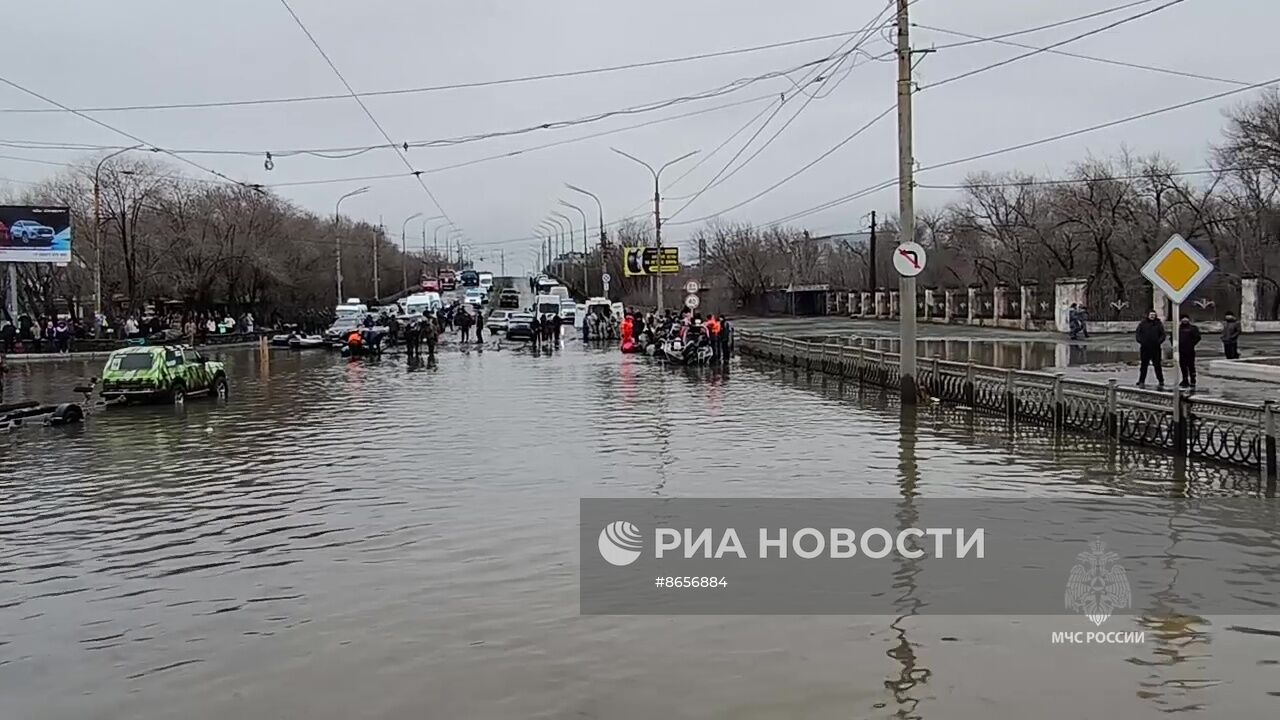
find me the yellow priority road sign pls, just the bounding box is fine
[1140,234,1213,304]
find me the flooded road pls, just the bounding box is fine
[2,344,1278,719]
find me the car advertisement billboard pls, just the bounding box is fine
[0,205,72,263]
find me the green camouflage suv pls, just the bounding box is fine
[100,345,229,403]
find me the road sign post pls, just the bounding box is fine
[893,241,926,402]
[1140,234,1214,375]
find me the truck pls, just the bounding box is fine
[439,270,457,291]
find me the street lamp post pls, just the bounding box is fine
[400,212,423,294]
[612,148,699,314]
[334,186,370,303]
[566,183,606,293]
[431,221,454,274]
[551,211,575,288]
[559,200,589,294]
[92,144,143,335]
[547,216,569,281]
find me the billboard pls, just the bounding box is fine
[622,246,680,277]
[0,205,72,263]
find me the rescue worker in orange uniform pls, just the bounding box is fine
[704,315,721,362]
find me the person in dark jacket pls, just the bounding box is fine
[1178,315,1202,389]
[1221,312,1241,360]
[529,314,542,353]
[1135,310,1166,389]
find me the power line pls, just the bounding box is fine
[916,24,1250,87]
[760,76,1280,227]
[664,0,1192,227]
[0,28,875,115]
[275,0,451,221]
[669,104,896,226]
[664,0,897,219]
[0,74,252,190]
[923,0,1160,50]
[916,166,1271,190]
[922,0,1187,91]
[0,51,838,161]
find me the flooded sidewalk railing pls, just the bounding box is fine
[737,331,1279,492]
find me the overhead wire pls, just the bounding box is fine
[275,0,452,222]
[0,27,883,115]
[663,0,1196,228]
[761,75,1280,227]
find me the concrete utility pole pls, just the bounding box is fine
[374,217,383,301]
[335,186,370,303]
[868,210,878,291]
[613,148,699,315]
[566,183,606,291]
[896,0,918,404]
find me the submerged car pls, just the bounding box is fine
[8,220,55,247]
[100,345,228,403]
[498,288,521,309]
[505,312,536,341]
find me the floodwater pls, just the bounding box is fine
[1,343,1278,719]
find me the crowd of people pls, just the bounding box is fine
[616,307,735,364]
[1,315,83,354]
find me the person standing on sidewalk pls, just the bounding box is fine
[1221,312,1241,359]
[1135,310,1166,389]
[1178,315,1202,389]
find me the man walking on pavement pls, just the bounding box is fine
[1135,310,1166,389]
[1221,312,1241,359]
[1178,314,1202,389]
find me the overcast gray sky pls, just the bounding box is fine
[2,0,1273,275]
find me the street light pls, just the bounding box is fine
[551,211,576,292]
[400,212,423,292]
[335,186,370,303]
[612,147,699,314]
[559,199,589,294]
[546,215,569,280]
[430,220,454,269]
[92,144,143,334]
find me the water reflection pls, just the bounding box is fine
[884,404,930,719]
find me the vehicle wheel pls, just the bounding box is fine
[213,376,229,400]
[170,381,187,404]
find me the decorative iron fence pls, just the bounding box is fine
[737,330,1278,490]
[1086,279,1149,321]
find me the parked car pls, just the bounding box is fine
[464,287,487,306]
[8,220,55,247]
[486,309,514,336]
[460,269,480,288]
[100,346,228,404]
[498,288,522,309]
[505,312,536,341]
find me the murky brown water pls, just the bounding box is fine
[1,344,1277,719]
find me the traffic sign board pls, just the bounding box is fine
[601,272,611,283]
[1141,234,1213,303]
[622,246,680,277]
[893,242,926,277]
[684,294,700,309]
[684,280,700,294]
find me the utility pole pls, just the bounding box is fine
[896,0,918,404]
[335,186,370,303]
[374,217,382,301]
[612,148,699,315]
[501,249,506,276]
[868,210,878,291]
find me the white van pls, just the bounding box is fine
[334,299,368,321]
[478,272,494,291]
[534,294,561,319]
[548,285,570,302]
[403,292,442,316]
